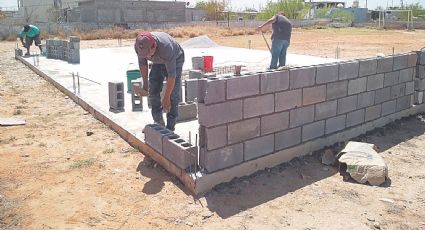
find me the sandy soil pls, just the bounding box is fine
[1,28,425,229]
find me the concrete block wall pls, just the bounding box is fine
[46,36,80,64]
[198,51,421,173]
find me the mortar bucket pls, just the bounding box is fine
[126,69,141,92]
[203,56,214,72]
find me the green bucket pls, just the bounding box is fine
[126,69,141,92]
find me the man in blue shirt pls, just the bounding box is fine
[19,24,42,55]
[134,32,184,131]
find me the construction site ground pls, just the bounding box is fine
[1,28,425,229]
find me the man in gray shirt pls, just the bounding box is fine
[135,32,185,131]
[257,12,292,69]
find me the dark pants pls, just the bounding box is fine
[270,39,289,69]
[148,64,182,131]
[24,34,41,48]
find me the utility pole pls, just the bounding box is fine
[366,0,368,9]
[400,0,404,8]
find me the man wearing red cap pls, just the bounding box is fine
[135,32,184,131]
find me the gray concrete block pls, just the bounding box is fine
[302,120,325,142]
[108,81,125,111]
[357,91,375,108]
[417,65,425,79]
[163,135,197,169]
[414,91,424,104]
[69,36,81,42]
[289,67,316,89]
[359,59,377,77]
[243,94,274,118]
[339,61,359,80]
[346,109,365,127]
[348,77,367,95]
[185,79,199,102]
[407,52,418,67]
[244,134,275,161]
[374,87,391,104]
[228,118,260,144]
[189,70,202,79]
[327,80,348,100]
[261,111,289,135]
[384,71,400,87]
[198,100,242,127]
[275,127,301,150]
[418,51,425,65]
[405,81,415,95]
[315,100,337,121]
[415,78,425,91]
[144,124,173,154]
[203,125,227,150]
[393,54,408,71]
[177,102,197,122]
[302,85,326,105]
[260,70,289,94]
[325,115,346,135]
[200,143,243,172]
[337,95,358,114]
[399,68,414,83]
[290,105,315,128]
[366,74,384,91]
[365,104,382,121]
[316,64,339,84]
[396,95,413,111]
[391,83,406,99]
[275,89,302,112]
[227,74,259,99]
[377,56,393,73]
[197,78,226,104]
[381,100,397,116]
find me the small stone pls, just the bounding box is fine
[135,176,140,179]
[379,198,394,204]
[64,96,69,99]
[186,221,193,227]
[97,181,104,184]
[367,217,375,222]
[202,211,213,219]
[374,222,381,229]
[321,149,336,165]
[21,154,30,157]
[86,130,94,136]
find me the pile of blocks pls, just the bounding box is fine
[46,36,80,63]
[414,50,425,104]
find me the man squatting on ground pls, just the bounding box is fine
[257,12,292,69]
[19,24,42,55]
[135,32,185,131]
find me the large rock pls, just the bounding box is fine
[338,141,388,186]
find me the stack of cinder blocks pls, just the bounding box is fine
[144,124,197,169]
[197,52,418,173]
[415,50,425,104]
[108,81,125,112]
[46,36,80,63]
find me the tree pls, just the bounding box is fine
[256,0,307,20]
[195,0,230,20]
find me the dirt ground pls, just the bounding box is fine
[1,28,425,229]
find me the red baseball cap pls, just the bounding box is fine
[135,32,155,58]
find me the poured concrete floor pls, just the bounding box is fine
[22,44,338,142]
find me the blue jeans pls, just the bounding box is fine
[270,39,289,69]
[149,64,182,131]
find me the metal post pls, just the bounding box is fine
[77,72,80,94]
[378,11,381,28]
[72,72,76,94]
[248,40,251,49]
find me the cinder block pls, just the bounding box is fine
[69,36,80,42]
[365,104,382,121]
[200,143,243,172]
[327,80,348,100]
[325,115,346,135]
[243,94,274,118]
[275,127,301,150]
[244,134,274,161]
[198,100,242,127]
[261,111,289,135]
[381,100,397,116]
[289,67,316,89]
[108,81,125,111]
[414,91,424,104]
[348,77,367,95]
[316,64,339,84]
[228,118,260,144]
[415,78,425,91]
[366,74,384,91]
[185,79,199,102]
[201,78,226,104]
[407,52,417,67]
[391,83,406,99]
[418,51,425,65]
[374,87,391,104]
[339,61,359,80]
[260,70,289,94]
[131,81,143,111]
[396,95,413,111]
[393,54,408,70]
[163,134,197,169]
[359,59,377,77]
[405,81,415,95]
[275,89,302,112]
[377,56,393,73]
[357,91,375,108]
[302,85,326,105]
[189,70,202,79]
[289,105,315,128]
[144,124,173,154]
[302,120,325,142]
[315,100,337,120]
[384,71,400,87]
[227,74,259,99]
[202,125,227,151]
[177,102,197,122]
[346,109,365,127]
[337,95,358,114]
[399,68,414,83]
[417,65,425,79]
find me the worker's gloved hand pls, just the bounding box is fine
[162,96,171,113]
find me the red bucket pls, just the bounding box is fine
[203,56,213,72]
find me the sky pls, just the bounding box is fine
[1,0,424,11]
